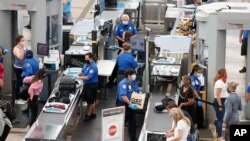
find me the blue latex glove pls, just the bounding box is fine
[21,72,25,77]
[129,103,137,110]
[4,49,10,55]
[197,99,202,107]
[72,75,78,80]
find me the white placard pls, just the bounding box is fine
[102,106,125,141]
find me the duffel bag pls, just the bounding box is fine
[59,77,76,93]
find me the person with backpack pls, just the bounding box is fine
[23,69,46,130]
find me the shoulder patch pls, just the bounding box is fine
[122,84,126,89]
[89,69,94,73]
[26,63,31,67]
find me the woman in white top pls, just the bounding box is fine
[213,68,228,141]
[13,35,27,104]
[165,108,191,141]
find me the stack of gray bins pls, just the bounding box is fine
[141,0,168,25]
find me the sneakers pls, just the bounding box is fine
[91,113,96,119]
[15,99,27,105]
[239,66,246,73]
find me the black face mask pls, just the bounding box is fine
[85,60,90,64]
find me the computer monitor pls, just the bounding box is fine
[103,20,113,36]
[37,43,49,56]
[130,38,145,52]
[105,0,117,8]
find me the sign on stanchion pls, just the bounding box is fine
[101,106,125,141]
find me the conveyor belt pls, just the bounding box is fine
[145,94,175,133]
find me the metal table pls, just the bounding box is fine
[24,69,83,140]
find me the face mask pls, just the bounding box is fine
[131,74,136,81]
[196,73,201,77]
[122,21,129,25]
[85,60,90,64]
[127,50,132,54]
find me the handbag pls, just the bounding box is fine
[130,92,150,112]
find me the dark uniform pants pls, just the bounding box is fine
[116,99,137,141]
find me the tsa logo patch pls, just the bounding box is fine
[26,63,31,68]
[122,84,126,89]
[89,69,94,73]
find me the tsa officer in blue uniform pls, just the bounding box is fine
[117,44,138,74]
[22,50,39,77]
[116,69,141,141]
[190,64,204,128]
[77,52,98,122]
[116,14,137,48]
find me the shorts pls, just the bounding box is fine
[83,84,98,104]
[241,38,248,56]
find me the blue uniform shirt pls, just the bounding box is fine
[243,30,249,39]
[81,61,98,84]
[117,78,140,102]
[22,58,39,77]
[191,75,201,92]
[115,23,137,38]
[247,83,250,93]
[63,0,71,13]
[117,52,138,72]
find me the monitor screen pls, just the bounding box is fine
[37,43,49,56]
[130,38,145,52]
[103,20,113,36]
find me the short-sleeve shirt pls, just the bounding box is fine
[117,52,138,72]
[214,79,228,98]
[115,23,137,38]
[174,119,190,141]
[243,30,249,39]
[81,61,98,84]
[179,86,195,112]
[190,75,201,92]
[117,78,140,102]
[247,83,250,93]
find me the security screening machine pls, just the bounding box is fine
[0,0,62,100]
[195,2,250,123]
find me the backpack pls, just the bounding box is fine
[0,101,16,121]
[59,77,76,93]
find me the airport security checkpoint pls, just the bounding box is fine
[0,0,250,141]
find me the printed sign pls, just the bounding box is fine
[227,22,244,30]
[102,106,125,141]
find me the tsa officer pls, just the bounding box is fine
[22,50,39,77]
[76,52,98,122]
[115,14,137,48]
[117,44,138,73]
[116,69,141,141]
[190,64,204,128]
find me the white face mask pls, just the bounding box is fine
[131,74,136,81]
[122,21,129,25]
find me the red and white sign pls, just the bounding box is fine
[102,107,125,141]
[227,22,244,30]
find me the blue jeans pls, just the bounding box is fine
[187,132,197,141]
[213,98,226,137]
